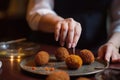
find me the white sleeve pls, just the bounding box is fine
[113,20,120,32]
[114,26,120,32]
[107,20,120,36]
[27,0,56,31]
[29,0,56,15]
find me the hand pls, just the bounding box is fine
[98,42,120,63]
[54,18,82,48]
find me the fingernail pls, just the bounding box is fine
[68,43,71,48]
[96,57,100,60]
[106,58,110,62]
[72,43,76,48]
[97,57,100,59]
[61,42,64,46]
[55,37,58,41]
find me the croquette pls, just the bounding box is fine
[34,51,49,66]
[55,47,69,61]
[79,49,95,64]
[76,77,91,80]
[46,70,70,80]
[65,54,83,70]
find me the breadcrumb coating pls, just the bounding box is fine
[79,49,95,64]
[34,51,49,66]
[65,55,83,69]
[46,70,70,80]
[55,47,69,61]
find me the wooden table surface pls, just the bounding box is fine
[0,43,119,80]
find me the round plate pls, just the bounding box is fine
[20,56,108,76]
[0,42,40,58]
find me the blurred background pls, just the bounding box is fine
[0,0,31,41]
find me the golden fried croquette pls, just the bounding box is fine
[46,70,70,80]
[65,54,83,70]
[55,47,69,61]
[76,77,91,80]
[79,49,95,64]
[34,51,49,66]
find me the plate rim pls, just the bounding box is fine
[20,56,108,76]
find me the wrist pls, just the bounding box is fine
[107,41,119,49]
[107,32,120,49]
[38,13,63,32]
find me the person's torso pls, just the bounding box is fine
[54,0,111,15]
[54,0,112,50]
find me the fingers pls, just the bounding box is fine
[97,45,106,60]
[67,21,74,48]
[54,18,81,48]
[105,43,120,63]
[104,45,112,62]
[98,43,120,63]
[60,22,68,46]
[55,22,61,41]
[98,44,113,62]
[72,23,81,48]
[111,51,120,63]
[111,53,118,62]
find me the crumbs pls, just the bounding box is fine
[23,65,55,74]
[44,67,55,71]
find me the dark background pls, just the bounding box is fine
[0,0,32,41]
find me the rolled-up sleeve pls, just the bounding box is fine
[26,0,56,31]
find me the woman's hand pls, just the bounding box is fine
[98,42,120,63]
[54,18,82,48]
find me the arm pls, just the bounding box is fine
[98,0,120,62]
[26,0,81,48]
[108,0,120,47]
[26,0,62,32]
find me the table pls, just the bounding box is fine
[0,43,119,80]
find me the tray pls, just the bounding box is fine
[20,56,108,76]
